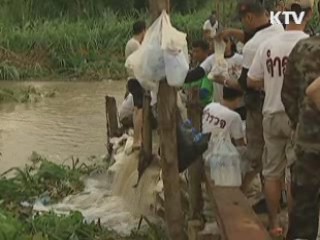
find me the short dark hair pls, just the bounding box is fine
[237,0,265,19]
[133,21,146,35]
[288,3,312,22]
[223,87,243,101]
[192,40,210,51]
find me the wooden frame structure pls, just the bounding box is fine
[105,0,272,239]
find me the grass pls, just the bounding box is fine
[0,0,318,81]
[0,152,168,240]
[0,4,215,81]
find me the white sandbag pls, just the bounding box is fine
[125,14,165,91]
[161,13,187,52]
[125,10,189,91]
[161,11,189,87]
[164,49,189,87]
[208,40,229,80]
[204,131,242,187]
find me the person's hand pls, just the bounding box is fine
[214,29,232,41]
[213,74,225,84]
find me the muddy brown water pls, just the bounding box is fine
[0,80,126,172]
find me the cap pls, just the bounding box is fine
[285,0,315,10]
[236,0,265,19]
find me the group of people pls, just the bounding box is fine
[120,0,320,239]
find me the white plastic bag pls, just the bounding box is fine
[164,49,189,87]
[125,13,165,91]
[125,11,189,90]
[161,13,187,52]
[208,40,229,80]
[203,131,242,187]
[161,12,189,87]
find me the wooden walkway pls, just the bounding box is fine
[205,172,272,240]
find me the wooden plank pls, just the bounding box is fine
[205,172,271,240]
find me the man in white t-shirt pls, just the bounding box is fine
[202,87,245,147]
[125,21,146,59]
[247,0,313,235]
[224,0,284,195]
[203,11,219,41]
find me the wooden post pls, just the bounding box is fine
[105,95,120,156]
[105,96,119,138]
[158,81,185,240]
[149,1,185,239]
[187,92,204,220]
[135,92,153,186]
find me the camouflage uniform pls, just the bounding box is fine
[282,36,320,240]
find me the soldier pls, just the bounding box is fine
[282,2,320,238]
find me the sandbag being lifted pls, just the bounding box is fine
[125,11,189,91]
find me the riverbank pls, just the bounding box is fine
[0,152,167,240]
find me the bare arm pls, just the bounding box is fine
[247,77,264,91]
[213,74,242,91]
[306,77,320,110]
[215,28,253,44]
[234,138,246,147]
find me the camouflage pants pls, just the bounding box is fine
[286,145,320,240]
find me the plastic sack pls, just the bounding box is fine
[164,49,189,87]
[162,12,189,87]
[177,120,211,173]
[208,40,229,80]
[203,131,242,187]
[125,14,165,91]
[125,11,189,90]
[161,12,187,52]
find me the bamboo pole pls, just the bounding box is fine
[148,0,185,239]
[187,92,204,221]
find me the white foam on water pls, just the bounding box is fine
[33,136,162,236]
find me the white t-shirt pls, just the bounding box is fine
[125,38,140,59]
[125,38,140,79]
[200,53,243,103]
[248,31,309,115]
[202,103,244,141]
[203,20,219,38]
[242,24,284,69]
[119,94,134,121]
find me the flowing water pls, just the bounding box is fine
[0,80,162,235]
[0,80,125,171]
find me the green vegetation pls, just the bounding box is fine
[0,86,55,103]
[0,152,168,240]
[0,0,318,81]
[0,11,208,81]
